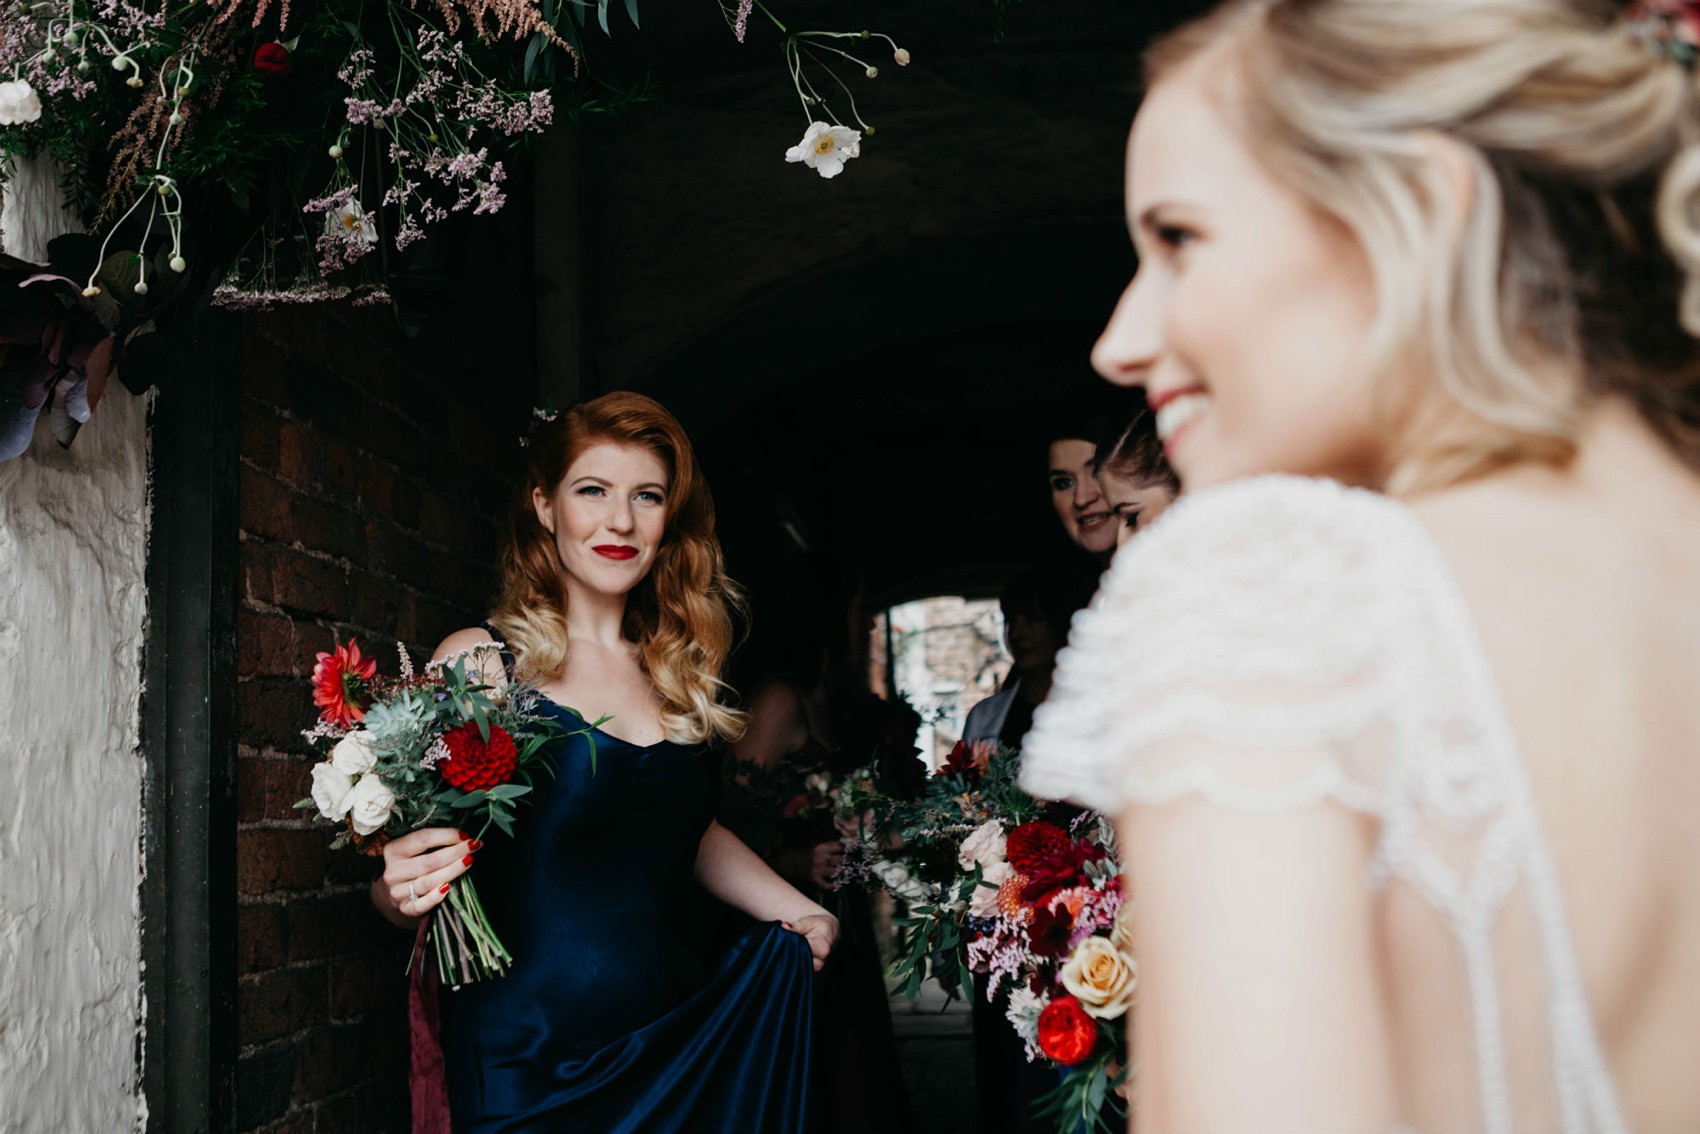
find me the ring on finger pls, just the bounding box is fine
[406,880,419,904]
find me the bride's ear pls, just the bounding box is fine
[1412,130,1479,263]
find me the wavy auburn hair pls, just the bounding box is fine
[488,392,747,746]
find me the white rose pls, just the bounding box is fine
[870,859,935,905]
[1060,935,1138,1020]
[969,860,1013,919]
[0,80,43,126]
[310,762,355,821]
[957,819,1007,870]
[345,773,396,836]
[329,730,378,775]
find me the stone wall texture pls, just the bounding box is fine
[0,389,151,1134]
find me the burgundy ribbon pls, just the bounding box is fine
[409,917,452,1134]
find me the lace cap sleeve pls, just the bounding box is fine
[1020,476,1417,818]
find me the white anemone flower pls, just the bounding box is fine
[330,199,379,245]
[0,79,42,126]
[785,121,862,179]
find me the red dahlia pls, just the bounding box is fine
[1006,820,1071,873]
[439,723,519,792]
[311,641,378,729]
[1037,995,1098,1066]
[1028,901,1076,958]
[937,741,981,780]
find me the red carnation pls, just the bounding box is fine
[440,723,518,792]
[1006,820,1071,873]
[1037,995,1098,1066]
[253,41,293,77]
[311,640,378,729]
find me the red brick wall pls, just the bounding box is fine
[233,295,532,1133]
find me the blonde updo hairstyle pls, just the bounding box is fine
[489,392,747,746]
[1150,0,1700,490]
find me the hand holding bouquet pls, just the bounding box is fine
[297,639,601,987]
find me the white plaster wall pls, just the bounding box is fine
[0,388,150,1134]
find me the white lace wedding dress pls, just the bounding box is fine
[1020,475,1625,1134]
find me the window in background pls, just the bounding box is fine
[871,597,1009,771]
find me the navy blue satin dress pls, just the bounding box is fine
[442,702,816,1133]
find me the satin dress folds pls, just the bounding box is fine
[443,699,816,1134]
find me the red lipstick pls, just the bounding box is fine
[593,545,638,561]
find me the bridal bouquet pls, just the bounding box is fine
[296,639,598,987]
[838,739,1132,1133]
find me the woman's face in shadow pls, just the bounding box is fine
[1048,438,1117,553]
[1005,610,1059,675]
[1097,465,1177,547]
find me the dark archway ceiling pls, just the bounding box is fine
[566,0,1212,605]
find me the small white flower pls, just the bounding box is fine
[893,48,911,66]
[804,771,831,796]
[785,121,862,179]
[329,199,379,244]
[345,773,396,836]
[329,730,378,776]
[310,762,356,821]
[0,79,43,126]
[870,858,935,904]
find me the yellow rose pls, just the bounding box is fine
[1059,935,1137,1020]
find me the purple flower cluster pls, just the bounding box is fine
[315,26,550,270]
[0,0,163,104]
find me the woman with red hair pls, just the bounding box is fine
[372,392,836,1133]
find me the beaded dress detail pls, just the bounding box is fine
[1020,476,1625,1134]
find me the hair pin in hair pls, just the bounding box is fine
[1628,0,1700,69]
[520,405,560,448]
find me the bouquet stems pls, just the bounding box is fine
[414,876,512,989]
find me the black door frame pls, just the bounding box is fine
[138,313,241,1134]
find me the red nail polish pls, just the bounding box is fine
[469,839,483,852]
[458,830,470,842]
[438,882,451,894]
[462,855,474,867]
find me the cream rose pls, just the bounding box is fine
[310,762,355,821]
[329,729,378,775]
[969,860,1013,919]
[957,819,1007,871]
[345,772,396,836]
[1060,935,1138,1019]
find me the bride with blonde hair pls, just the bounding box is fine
[1020,1,1700,1131]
